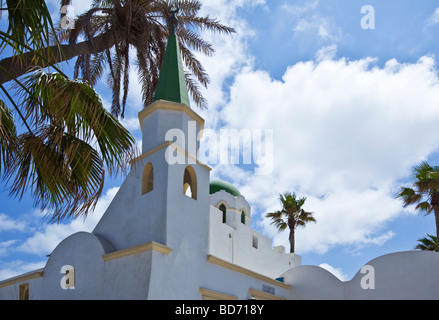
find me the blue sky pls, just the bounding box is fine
[2,0,439,282]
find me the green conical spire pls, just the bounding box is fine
[153,32,191,108]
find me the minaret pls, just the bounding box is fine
[153,4,190,107]
[138,5,203,156]
[93,5,211,252]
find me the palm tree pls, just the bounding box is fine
[1,69,136,222]
[397,161,439,249]
[266,192,316,253]
[0,1,136,222]
[415,234,438,251]
[0,0,235,116]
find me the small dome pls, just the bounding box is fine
[209,180,241,197]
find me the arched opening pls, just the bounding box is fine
[142,162,154,195]
[19,284,29,300]
[252,232,258,249]
[184,184,192,197]
[183,166,197,199]
[241,210,246,224]
[219,204,227,223]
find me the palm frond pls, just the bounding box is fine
[58,0,235,112]
[3,0,56,53]
[22,70,136,171]
[9,129,105,222]
[0,99,17,175]
[266,210,287,231]
[397,187,422,207]
[415,234,438,251]
[267,192,316,230]
[4,69,136,221]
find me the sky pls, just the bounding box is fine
[2,0,439,283]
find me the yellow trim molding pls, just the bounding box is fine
[206,255,291,290]
[199,288,238,300]
[103,241,172,261]
[138,100,205,133]
[0,269,44,289]
[171,143,211,171]
[131,142,211,172]
[249,288,286,300]
[129,141,172,165]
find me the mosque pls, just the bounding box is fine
[1,19,439,300]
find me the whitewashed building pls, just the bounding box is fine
[1,28,439,301]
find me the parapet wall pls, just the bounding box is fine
[283,250,439,300]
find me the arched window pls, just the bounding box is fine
[183,166,197,200]
[241,210,246,224]
[142,162,154,195]
[252,232,258,249]
[19,284,29,300]
[219,204,227,223]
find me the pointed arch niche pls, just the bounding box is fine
[142,162,154,195]
[183,166,197,200]
[219,203,227,223]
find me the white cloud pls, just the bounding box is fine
[281,0,320,16]
[281,1,342,43]
[0,213,27,232]
[293,14,343,42]
[315,44,338,61]
[319,263,348,281]
[120,116,141,132]
[15,187,119,256]
[426,7,439,26]
[215,54,439,254]
[195,0,264,126]
[0,188,119,281]
[0,260,46,283]
[0,240,18,256]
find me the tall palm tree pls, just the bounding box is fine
[0,1,136,222]
[397,161,439,249]
[415,234,438,251]
[1,0,235,116]
[266,192,316,253]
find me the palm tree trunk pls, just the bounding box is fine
[0,32,118,85]
[433,206,439,252]
[289,227,295,253]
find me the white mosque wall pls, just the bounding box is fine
[139,100,203,156]
[92,153,172,251]
[208,190,301,280]
[283,250,439,300]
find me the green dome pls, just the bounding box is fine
[209,180,241,197]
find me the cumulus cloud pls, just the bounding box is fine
[0,260,46,283]
[315,44,338,61]
[319,263,348,281]
[0,188,119,281]
[280,0,320,16]
[426,7,439,26]
[15,187,119,256]
[294,15,343,42]
[280,0,343,43]
[215,54,439,254]
[0,214,27,233]
[195,0,264,126]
